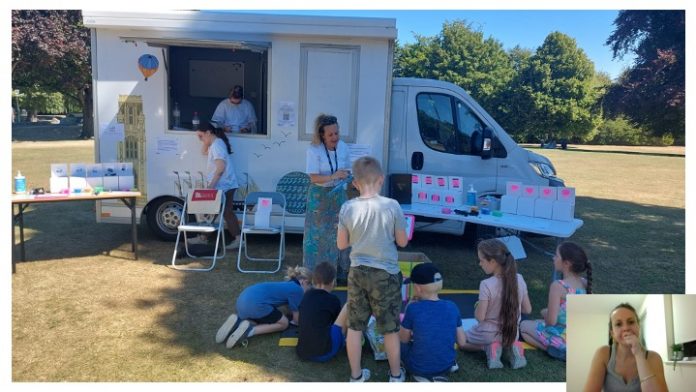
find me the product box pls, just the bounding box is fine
[49,163,69,193]
[534,198,554,219]
[434,175,448,190]
[442,190,464,208]
[506,181,523,196]
[412,189,429,205]
[521,185,539,198]
[557,187,576,204]
[102,163,119,191]
[422,174,435,189]
[70,163,87,178]
[539,186,557,200]
[517,197,536,217]
[429,190,443,206]
[448,176,465,191]
[118,175,135,191]
[552,201,575,222]
[86,163,104,188]
[411,174,422,189]
[500,195,518,215]
[69,177,89,193]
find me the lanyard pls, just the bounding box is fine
[324,144,338,174]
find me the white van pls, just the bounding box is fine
[83,10,563,240]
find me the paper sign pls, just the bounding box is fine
[347,144,372,165]
[70,163,87,177]
[156,137,180,155]
[255,197,272,228]
[191,189,218,201]
[100,122,125,141]
[51,163,68,178]
[87,163,104,177]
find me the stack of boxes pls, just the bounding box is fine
[500,181,575,221]
[411,173,465,208]
[49,162,134,193]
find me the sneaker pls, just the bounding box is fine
[413,375,449,382]
[186,235,208,245]
[389,367,406,382]
[225,236,241,250]
[449,361,459,373]
[349,369,371,382]
[215,313,239,344]
[485,342,504,369]
[507,341,527,369]
[226,320,253,349]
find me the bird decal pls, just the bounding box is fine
[281,131,291,138]
[273,140,286,147]
[253,153,263,158]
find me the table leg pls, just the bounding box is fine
[12,205,16,273]
[19,203,26,262]
[132,197,138,259]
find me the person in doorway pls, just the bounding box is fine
[194,121,241,249]
[211,85,257,133]
[303,114,351,273]
[583,303,668,392]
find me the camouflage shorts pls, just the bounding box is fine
[347,265,402,334]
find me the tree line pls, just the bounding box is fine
[12,10,684,145]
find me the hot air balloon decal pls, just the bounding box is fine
[138,54,159,81]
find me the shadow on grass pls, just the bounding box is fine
[12,194,684,381]
[12,124,84,141]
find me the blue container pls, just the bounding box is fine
[14,171,26,194]
[466,184,477,206]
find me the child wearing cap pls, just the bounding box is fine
[399,263,466,382]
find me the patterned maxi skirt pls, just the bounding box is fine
[302,184,346,271]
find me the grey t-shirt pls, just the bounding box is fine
[338,195,406,275]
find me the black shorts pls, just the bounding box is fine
[250,307,283,325]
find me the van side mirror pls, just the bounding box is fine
[481,127,493,160]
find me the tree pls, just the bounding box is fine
[12,10,93,139]
[604,10,684,142]
[394,20,515,120]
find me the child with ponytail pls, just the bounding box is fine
[520,241,591,360]
[459,238,532,369]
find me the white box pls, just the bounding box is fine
[69,176,88,192]
[254,197,272,228]
[118,175,135,191]
[539,186,557,200]
[422,174,435,189]
[116,162,133,176]
[429,190,443,206]
[506,181,522,196]
[500,195,518,215]
[552,201,575,221]
[534,198,554,219]
[103,176,119,191]
[434,175,448,190]
[448,176,465,191]
[50,177,69,193]
[412,189,429,205]
[70,163,87,178]
[86,176,103,188]
[557,187,576,203]
[517,197,536,217]
[50,163,68,178]
[411,174,422,189]
[442,191,463,208]
[521,185,539,198]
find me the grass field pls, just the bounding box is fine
[11,140,685,382]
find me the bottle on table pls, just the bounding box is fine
[192,111,200,130]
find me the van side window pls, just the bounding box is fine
[416,93,485,156]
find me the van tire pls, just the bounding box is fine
[146,196,185,241]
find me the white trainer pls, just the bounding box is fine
[225,237,241,250]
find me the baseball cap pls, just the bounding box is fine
[405,263,442,285]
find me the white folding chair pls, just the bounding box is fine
[237,191,286,274]
[171,189,226,271]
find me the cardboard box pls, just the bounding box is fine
[521,185,539,198]
[442,190,463,208]
[500,195,518,214]
[448,176,464,191]
[506,181,522,196]
[49,177,69,193]
[412,189,429,205]
[429,190,443,206]
[552,201,575,221]
[558,187,576,203]
[411,174,422,189]
[118,175,135,191]
[517,197,536,217]
[434,175,448,190]
[422,174,435,189]
[534,198,554,219]
[539,186,557,200]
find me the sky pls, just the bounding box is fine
[235,9,634,80]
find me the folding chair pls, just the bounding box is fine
[171,189,226,271]
[237,191,286,274]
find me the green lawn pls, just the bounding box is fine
[11,141,684,382]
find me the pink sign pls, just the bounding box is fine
[431,194,441,202]
[562,189,571,197]
[445,196,454,203]
[525,187,534,195]
[437,178,446,186]
[418,192,427,200]
[543,189,551,196]
[452,179,461,187]
[511,184,520,192]
[261,199,271,207]
[412,175,420,184]
[424,176,433,185]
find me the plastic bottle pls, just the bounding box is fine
[172,102,181,128]
[15,170,26,194]
[466,183,477,206]
[191,111,200,130]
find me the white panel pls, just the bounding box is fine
[673,295,696,343]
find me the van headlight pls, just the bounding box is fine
[529,161,556,178]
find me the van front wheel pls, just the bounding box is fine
[146,197,185,241]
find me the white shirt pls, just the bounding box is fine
[305,140,350,187]
[211,98,257,133]
[207,138,239,191]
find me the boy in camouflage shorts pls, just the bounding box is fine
[337,156,409,382]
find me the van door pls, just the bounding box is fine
[405,87,498,194]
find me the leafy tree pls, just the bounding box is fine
[12,10,93,138]
[604,10,684,142]
[395,20,515,120]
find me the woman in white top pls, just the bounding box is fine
[195,121,241,249]
[303,114,350,272]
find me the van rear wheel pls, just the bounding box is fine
[147,197,185,241]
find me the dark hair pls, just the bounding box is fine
[229,85,243,99]
[312,262,336,286]
[608,303,647,356]
[477,238,519,347]
[198,121,232,154]
[558,241,592,294]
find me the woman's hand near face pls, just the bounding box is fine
[622,332,645,356]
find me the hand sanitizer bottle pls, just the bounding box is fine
[15,170,26,194]
[467,184,477,206]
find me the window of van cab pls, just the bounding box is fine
[416,93,485,155]
[167,45,268,135]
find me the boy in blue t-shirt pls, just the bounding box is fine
[399,263,466,381]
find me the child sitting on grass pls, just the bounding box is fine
[520,241,591,361]
[399,262,466,382]
[215,266,311,348]
[296,261,348,362]
[459,238,532,369]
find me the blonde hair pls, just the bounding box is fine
[311,114,339,145]
[352,156,383,187]
[416,280,443,296]
[285,266,311,282]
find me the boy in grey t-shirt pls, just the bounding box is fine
[337,156,409,382]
